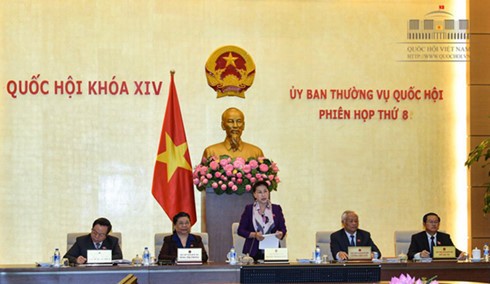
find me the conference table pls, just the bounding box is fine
[1,260,489,283]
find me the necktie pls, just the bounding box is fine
[96,242,102,249]
[430,236,435,257]
[350,235,355,246]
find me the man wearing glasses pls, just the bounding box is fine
[407,212,465,260]
[64,217,123,264]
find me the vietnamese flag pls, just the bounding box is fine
[152,71,196,225]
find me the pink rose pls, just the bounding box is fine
[275,176,281,183]
[259,164,269,172]
[206,173,212,179]
[209,160,219,171]
[250,177,256,183]
[248,160,258,169]
[232,185,238,191]
[214,172,222,178]
[224,164,234,172]
[219,158,231,167]
[221,184,227,191]
[271,162,279,172]
[242,164,251,173]
[199,166,208,175]
[245,185,252,191]
[236,172,242,178]
[225,171,233,177]
[202,178,208,184]
[233,158,245,169]
[245,173,252,179]
[237,178,243,184]
[193,178,199,185]
[268,175,274,180]
[212,182,218,189]
[228,181,234,187]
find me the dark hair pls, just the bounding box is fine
[92,217,112,233]
[252,181,270,193]
[423,212,440,223]
[172,212,191,225]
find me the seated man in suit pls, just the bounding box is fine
[407,212,466,260]
[330,210,381,261]
[64,217,123,264]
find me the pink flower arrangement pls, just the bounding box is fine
[193,155,280,195]
[389,274,438,284]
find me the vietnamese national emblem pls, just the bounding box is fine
[205,45,255,98]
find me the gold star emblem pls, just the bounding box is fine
[223,52,238,67]
[156,133,192,181]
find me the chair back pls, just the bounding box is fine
[232,222,287,257]
[316,231,334,261]
[67,232,122,253]
[154,232,209,259]
[394,230,418,255]
[232,222,246,257]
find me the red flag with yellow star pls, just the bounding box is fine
[152,71,196,225]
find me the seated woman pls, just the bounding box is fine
[158,211,208,263]
[238,181,287,261]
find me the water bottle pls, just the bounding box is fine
[229,247,237,265]
[483,243,489,262]
[143,247,150,266]
[53,248,61,267]
[314,245,321,263]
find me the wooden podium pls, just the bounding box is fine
[203,187,253,262]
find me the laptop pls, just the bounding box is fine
[175,248,202,265]
[85,249,113,266]
[348,246,372,260]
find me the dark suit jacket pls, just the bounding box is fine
[158,233,208,262]
[407,231,462,260]
[64,234,123,264]
[330,229,381,259]
[237,203,287,258]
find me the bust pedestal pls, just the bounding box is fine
[203,188,253,262]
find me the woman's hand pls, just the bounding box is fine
[275,231,283,239]
[250,232,265,241]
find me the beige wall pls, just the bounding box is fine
[0,0,469,264]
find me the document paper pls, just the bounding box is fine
[259,234,279,250]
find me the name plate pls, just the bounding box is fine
[264,248,289,262]
[433,246,456,259]
[348,246,371,260]
[87,249,112,263]
[176,248,202,264]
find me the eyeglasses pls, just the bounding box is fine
[91,229,107,237]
